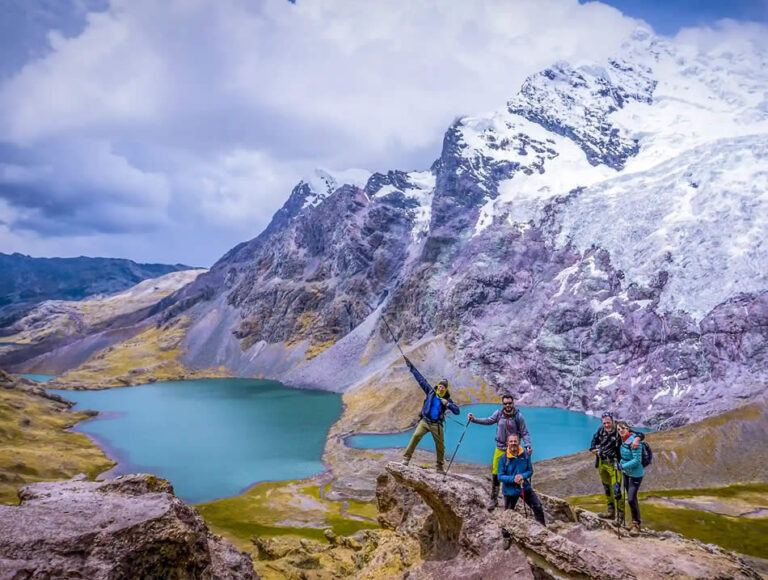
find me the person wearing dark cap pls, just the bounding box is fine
[401,356,459,473]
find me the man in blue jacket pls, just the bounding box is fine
[498,433,546,549]
[401,356,460,473]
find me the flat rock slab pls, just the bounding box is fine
[0,474,256,580]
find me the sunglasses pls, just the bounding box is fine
[601,412,614,419]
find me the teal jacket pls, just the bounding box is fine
[619,434,644,478]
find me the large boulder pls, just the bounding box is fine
[377,462,760,579]
[0,474,255,580]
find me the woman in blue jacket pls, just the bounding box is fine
[617,421,644,536]
[497,433,546,549]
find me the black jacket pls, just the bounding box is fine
[590,426,644,465]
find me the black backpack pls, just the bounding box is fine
[641,441,653,467]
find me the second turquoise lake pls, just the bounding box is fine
[347,404,605,464]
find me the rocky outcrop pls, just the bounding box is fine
[374,462,760,579]
[0,474,255,580]
[247,461,761,579]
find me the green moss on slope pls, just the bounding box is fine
[0,383,115,504]
[195,479,379,551]
[569,483,768,559]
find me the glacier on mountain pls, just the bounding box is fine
[20,27,768,428]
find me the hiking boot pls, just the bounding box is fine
[436,464,445,475]
[502,536,512,551]
[628,521,641,536]
[402,456,410,466]
[597,502,615,520]
[487,481,500,511]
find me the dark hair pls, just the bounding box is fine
[501,393,515,402]
[616,421,630,431]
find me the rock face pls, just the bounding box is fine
[0,269,206,375]
[11,29,768,427]
[0,474,255,580]
[374,462,760,579]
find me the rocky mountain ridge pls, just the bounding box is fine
[12,27,768,428]
[0,252,194,331]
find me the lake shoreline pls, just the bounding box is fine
[48,378,344,504]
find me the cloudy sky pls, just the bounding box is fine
[0,0,767,267]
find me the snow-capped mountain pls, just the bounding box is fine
[27,28,768,428]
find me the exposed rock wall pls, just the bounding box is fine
[0,475,255,579]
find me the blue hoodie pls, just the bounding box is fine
[407,364,459,423]
[497,447,534,497]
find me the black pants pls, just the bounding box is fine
[623,474,643,523]
[501,489,546,536]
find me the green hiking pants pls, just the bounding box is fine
[598,458,623,506]
[403,419,445,468]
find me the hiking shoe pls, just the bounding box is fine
[402,457,410,466]
[487,496,498,511]
[436,465,446,475]
[597,505,615,520]
[628,521,641,537]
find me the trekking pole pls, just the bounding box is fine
[613,463,622,537]
[446,416,465,427]
[443,420,470,480]
[622,471,627,531]
[362,297,406,357]
[521,482,530,519]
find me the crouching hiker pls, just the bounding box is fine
[617,421,644,536]
[468,393,532,510]
[499,434,546,549]
[589,411,642,524]
[401,356,460,473]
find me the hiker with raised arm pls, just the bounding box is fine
[401,356,459,473]
[498,433,546,549]
[589,411,643,525]
[467,393,531,510]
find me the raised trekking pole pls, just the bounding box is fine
[380,314,406,358]
[443,420,470,481]
[362,296,406,357]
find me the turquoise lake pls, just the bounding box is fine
[348,404,604,465]
[48,379,343,504]
[20,374,56,382]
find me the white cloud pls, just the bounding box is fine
[0,0,763,265]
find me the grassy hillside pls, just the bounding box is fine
[535,397,768,498]
[569,483,768,559]
[0,370,114,504]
